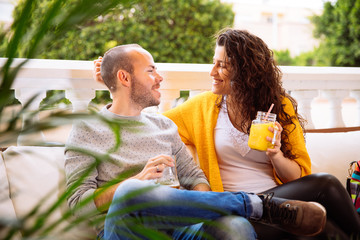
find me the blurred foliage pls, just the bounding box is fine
[273,48,329,66]
[0,0,158,237]
[311,0,360,66]
[273,49,294,66]
[0,0,201,238]
[0,0,232,238]
[39,90,71,109]
[1,0,234,107]
[1,0,235,64]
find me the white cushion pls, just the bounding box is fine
[306,131,360,186]
[0,150,21,239]
[2,146,95,239]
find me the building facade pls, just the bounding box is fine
[0,0,15,29]
[221,0,324,56]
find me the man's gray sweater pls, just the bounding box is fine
[65,105,210,217]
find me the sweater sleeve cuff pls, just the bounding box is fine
[72,188,101,218]
[191,178,211,190]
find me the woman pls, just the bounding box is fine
[163,29,360,239]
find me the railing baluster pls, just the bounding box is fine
[321,90,349,128]
[15,88,47,145]
[290,90,318,129]
[65,89,96,112]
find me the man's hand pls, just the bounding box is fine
[133,155,175,180]
[93,56,104,84]
[94,155,175,212]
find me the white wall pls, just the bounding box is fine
[0,0,15,28]
[221,0,326,56]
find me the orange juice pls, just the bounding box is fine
[248,122,275,151]
[248,111,277,151]
[160,181,180,189]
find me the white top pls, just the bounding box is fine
[214,101,278,193]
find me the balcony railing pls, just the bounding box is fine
[2,58,360,132]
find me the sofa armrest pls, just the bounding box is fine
[1,146,95,239]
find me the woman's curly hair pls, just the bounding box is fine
[215,28,306,160]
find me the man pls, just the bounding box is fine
[65,44,326,240]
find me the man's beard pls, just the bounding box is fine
[130,75,160,109]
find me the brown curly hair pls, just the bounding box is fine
[215,28,306,160]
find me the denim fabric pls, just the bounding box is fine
[103,179,257,240]
[172,216,257,240]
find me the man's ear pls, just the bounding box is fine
[117,70,131,87]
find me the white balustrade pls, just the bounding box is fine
[1,58,360,144]
[281,66,360,129]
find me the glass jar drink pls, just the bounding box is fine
[248,111,277,151]
[156,156,180,189]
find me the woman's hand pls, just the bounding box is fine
[132,155,175,181]
[266,121,284,159]
[93,56,104,84]
[266,122,301,182]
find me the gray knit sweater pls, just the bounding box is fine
[65,104,210,217]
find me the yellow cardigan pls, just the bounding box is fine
[163,91,311,192]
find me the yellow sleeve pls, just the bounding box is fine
[274,98,311,184]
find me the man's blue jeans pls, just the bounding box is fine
[103,179,257,240]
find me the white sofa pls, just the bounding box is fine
[0,130,359,239]
[0,146,96,240]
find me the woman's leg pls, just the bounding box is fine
[262,173,360,238]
